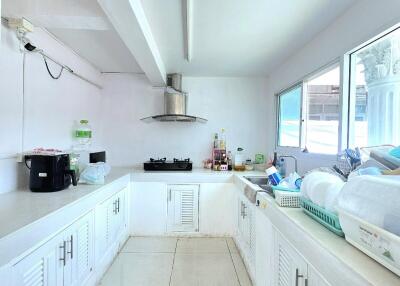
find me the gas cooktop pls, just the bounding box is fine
[143,158,193,171]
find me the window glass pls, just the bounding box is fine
[349,28,400,147]
[304,65,340,154]
[278,85,302,147]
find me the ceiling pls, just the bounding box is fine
[2,0,358,78]
[1,0,143,73]
[141,0,357,76]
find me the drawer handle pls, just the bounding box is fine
[60,241,67,266]
[67,235,73,259]
[295,268,304,286]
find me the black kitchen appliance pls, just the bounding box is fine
[144,158,192,171]
[25,154,77,192]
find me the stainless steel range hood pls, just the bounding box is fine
[141,74,207,123]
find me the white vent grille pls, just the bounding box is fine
[23,259,44,286]
[77,222,90,272]
[277,244,291,286]
[167,185,199,232]
[181,191,195,225]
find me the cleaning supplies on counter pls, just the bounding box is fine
[266,166,282,186]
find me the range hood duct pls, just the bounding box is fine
[141,74,207,123]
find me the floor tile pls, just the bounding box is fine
[226,237,239,254]
[231,253,253,286]
[121,236,177,253]
[99,253,174,286]
[176,237,229,254]
[171,253,240,286]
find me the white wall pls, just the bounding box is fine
[0,21,103,193]
[99,74,269,167]
[264,0,400,174]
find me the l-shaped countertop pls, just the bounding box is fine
[0,167,398,285]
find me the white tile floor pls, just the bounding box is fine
[99,237,253,286]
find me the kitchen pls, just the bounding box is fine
[1,0,400,285]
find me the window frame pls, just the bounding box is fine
[275,82,304,149]
[275,59,342,155]
[345,24,400,149]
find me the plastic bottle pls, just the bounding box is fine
[75,120,92,150]
[234,147,245,171]
[214,133,219,148]
[278,158,286,177]
[219,128,226,149]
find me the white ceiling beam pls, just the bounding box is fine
[97,0,166,86]
[182,0,193,62]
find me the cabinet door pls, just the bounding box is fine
[274,230,307,286]
[95,196,114,266]
[114,189,126,240]
[255,208,274,286]
[130,182,167,235]
[306,264,331,286]
[12,233,64,286]
[72,211,94,285]
[167,184,199,232]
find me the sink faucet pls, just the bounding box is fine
[278,155,298,173]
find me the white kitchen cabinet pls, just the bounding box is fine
[236,195,256,279]
[167,184,199,232]
[255,207,274,286]
[306,264,331,286]
[130,182,167,235]
[94,187,128,273]
[274,230,307,286]
[12,232,64,286]
[12,211,94,286]
[198,183,236,235]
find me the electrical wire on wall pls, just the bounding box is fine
[13,23,102,88]
[42,55,64,80]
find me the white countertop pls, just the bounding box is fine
[1,166,398,284]
[0,167,131,240]
[256,192,400,285]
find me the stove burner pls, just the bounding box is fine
[173,158,190,163]
[150,157,166,163]
[144,157,192,171]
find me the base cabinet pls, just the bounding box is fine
[94,187,128,279]
[167,184,199,232]
[10,184,129,286]
[235,195,256,280]
[272,229,331,286]
[12,210,94,286]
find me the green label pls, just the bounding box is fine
[75,130,92,138]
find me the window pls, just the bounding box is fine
[348,27,400,148]
[303,64,341,154]
[276,63,340,154]
[277,84,302,147]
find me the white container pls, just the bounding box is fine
[274,190,301,208]
[74,119,92,150]
[338,209,400,276]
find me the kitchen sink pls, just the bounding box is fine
[243,176,274,198]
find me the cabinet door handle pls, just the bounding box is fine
[240,202,244,218]
[67,235,73,259]
[295,268,304,286]
[60,241,67,266]
[168,189,172,201]
[117,198,120,213]
[113,200,117,214]
[305,278,309,286]
[243,204,247,218]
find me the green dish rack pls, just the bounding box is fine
[300,198,345,237]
